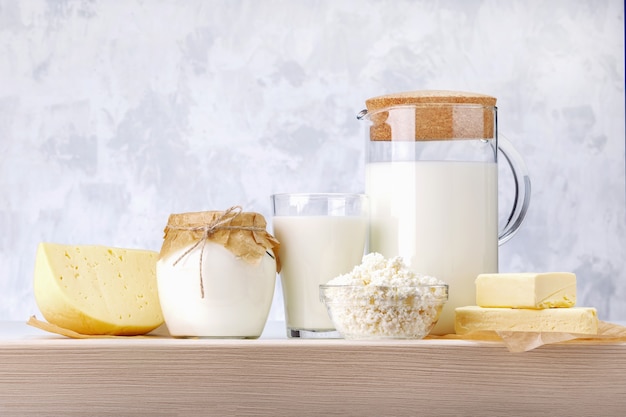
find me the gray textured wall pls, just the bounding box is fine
[1,0,624,323]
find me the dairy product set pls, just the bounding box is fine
[33,207,281,338]
[31,90,599,339]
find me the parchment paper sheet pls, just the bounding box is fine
[428,320,626,352]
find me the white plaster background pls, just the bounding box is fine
[0,0,624,323]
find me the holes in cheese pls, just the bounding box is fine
[34,242,164,335]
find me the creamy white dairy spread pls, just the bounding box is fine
[323,253,447,338]
[157,241,276,338]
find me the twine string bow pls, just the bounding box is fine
[166,206,265,298]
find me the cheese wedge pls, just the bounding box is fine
[455,306,598,335]
[34,242,164,335]
[475,272,576,308]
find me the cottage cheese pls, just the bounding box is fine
[322,253,448,339]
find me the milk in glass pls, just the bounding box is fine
[273,215,367,332]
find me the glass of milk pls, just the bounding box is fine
[359,91,531,335]
[270,193,368,338]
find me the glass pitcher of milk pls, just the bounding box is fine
[358,90,531,335]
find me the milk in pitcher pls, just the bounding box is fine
[366,160,498,335]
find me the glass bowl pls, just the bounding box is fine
[319,284,448,340]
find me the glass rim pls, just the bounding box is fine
[270,192,367,200]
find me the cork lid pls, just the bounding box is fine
[365,90,496,112]
[363,90,497,141]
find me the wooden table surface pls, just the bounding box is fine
[1,321,625,417]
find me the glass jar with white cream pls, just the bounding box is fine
[156,207,280,338]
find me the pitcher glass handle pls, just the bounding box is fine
[498,135,531,245]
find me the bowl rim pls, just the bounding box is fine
[319,283,449,290]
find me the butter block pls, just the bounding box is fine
[34,242,164,335]
[475,272,576,308]
[455,306,598,335]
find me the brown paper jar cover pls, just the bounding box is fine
[159,209,281,272]
[364,90,497,141]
